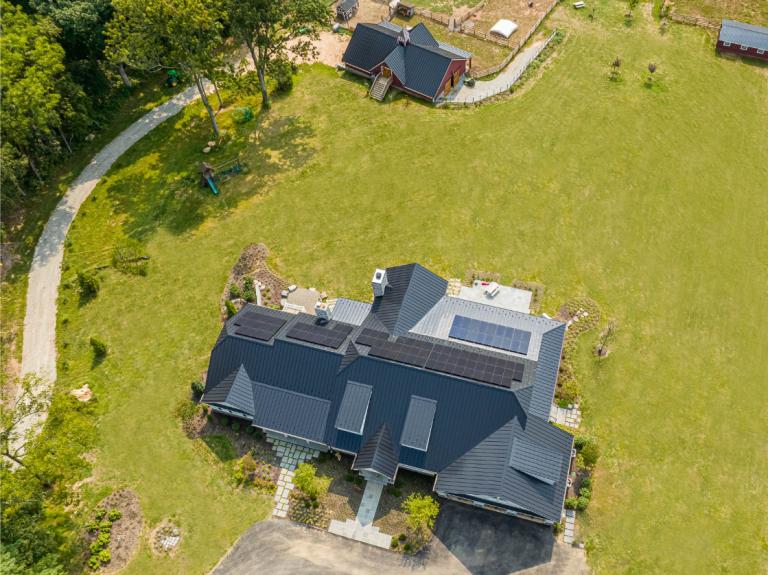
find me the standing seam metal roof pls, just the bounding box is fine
[719,19,768,50]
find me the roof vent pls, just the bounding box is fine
[398,27,410,46]
[484,282,500,298]
[315,300,332,322]
[372,268,388,297]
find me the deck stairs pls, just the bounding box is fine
[369,73,392,101]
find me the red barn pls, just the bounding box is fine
[342,22,472,102]
[716,19,768,62]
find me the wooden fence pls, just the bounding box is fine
[669,12,720,30]
[472,49,517,78]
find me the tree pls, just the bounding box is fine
[106,0,226,135]
[0,375,51,469]
[293,462,331,499]
[0,2,82,188]
[647,62,657,85]
[609,56,622,81]
[228,0,330,107]
[402,493,440,531]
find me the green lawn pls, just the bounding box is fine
[55,2,767,573]
[670,0,768,25]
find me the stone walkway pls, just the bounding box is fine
[563,509,576,544]
[13,84,205,456]
[449,38,548,104]
[328,479,391,549]
[550,402,581,429]
[266,437,319,518]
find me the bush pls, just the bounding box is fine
[269,59,295,93]
[225,299,238,318]
[89,337,108,357]
[229,282,242,299]
[88,556,101,570]
[579,487,591,499]
[294,462,331,499]
[85,520,99,532]
[231,421,240,432]
[580,442,600,469]
[403,543,412,553]
[95,508,107,520]
[242,277,256,303]
[581,476,592,490]
[246,426,254,435]
[576,496,590,511]
[98,520,112,532]
[553,520,564,535]
[398,533,407,542]
[107,509,122,522]
[191,379,205,398]
[77,270,100,296]
[391,537,399,548]
[98,549,111,564]
[564,497,579,510]
[402,493,440,531]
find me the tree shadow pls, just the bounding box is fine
[101,103,317,243]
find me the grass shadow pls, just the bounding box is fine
[203,434,238,462]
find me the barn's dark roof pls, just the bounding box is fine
[719,19,768,51]
[203,263,570,522]
[342,22,470,100]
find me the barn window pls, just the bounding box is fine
[758,50,765,55]
[739,45,748,51]
[722,42,731,47]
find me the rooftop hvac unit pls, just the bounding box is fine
[485,282,500,298]
[372,268,388,297]
[315,301,332,322]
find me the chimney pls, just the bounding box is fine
[372,268,388,297]
[315,300,332,322]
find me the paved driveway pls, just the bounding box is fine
[210,502,588,575]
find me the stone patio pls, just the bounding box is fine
[266,436,320,518]
[563,509,576,544]
[549,402,581,429]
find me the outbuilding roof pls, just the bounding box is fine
[719,19,768,51]
[342,22,471,100]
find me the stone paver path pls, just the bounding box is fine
[328,478,391,549]
[549,402,582,429]
[449,38,548,104]
[267,436,319,518]
[563,509,576,544]
[13,85,203,456]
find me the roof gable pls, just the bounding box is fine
[202,364,254,416]
[342,23,399,71]
[353,424,398,480]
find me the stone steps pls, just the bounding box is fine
[369,74,392,101]
[328,519,391,549]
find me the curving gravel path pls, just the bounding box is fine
[15,85,201,450]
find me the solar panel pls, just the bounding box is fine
[355,328,389,347]
[368,337,433,368]
[233,312,287,341]
[449,315,532,355]
[425,344,524,388]
[286,321,353,349]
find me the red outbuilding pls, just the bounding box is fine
[716,19,768,62]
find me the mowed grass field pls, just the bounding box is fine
[55,2,767,573]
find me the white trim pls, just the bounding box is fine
[740,44,748,51]
[723,41,731,47]
[757,49,765,55]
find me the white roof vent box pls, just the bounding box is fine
[372,268,388,298]
[315,300,333,322]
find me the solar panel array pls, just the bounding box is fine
[367,337,433,368]
[286,321,353,349]
[233,311,287,341]
[425,344,524,388]
[355,328,390,347]
[449,315,532,355]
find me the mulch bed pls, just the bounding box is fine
[97,489,142,573]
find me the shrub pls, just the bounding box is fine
[580,442,600,469]
[191,379,205,398]
[98,520,112,532]
[85,520,99,532]
[581,476,592,490]
[77,270,100,296]
[242,278,256,303]
[88,556,101,570]
[269,59,294,92]
[398,533,407,542]
[553,520,564,535]
[229,282,242,299]
[246,426,254,435]
[391,537,399,548]
[98,549,111,563]
[294,462,331,499]
[225,299,238,318]
[95,508,107,520]
[231,421,240,432]
[107,509,122,522]
[579,487,591,499]
[90,337,108,357]
[402,493,440,531]
[564,497,579,510]
[576,496,590,511]
[403,543,412,553]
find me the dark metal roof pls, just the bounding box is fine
[435,417,573,523]
[202,364,254,416]
[719,19,768,50]
[342,23,399,71]
[371,263,448,336]
[400,396,437,451]
[204,263,570,521]
[342,22,470,100]
[251,381,330,442]
[352,424,398,480]
[335,381,372,434]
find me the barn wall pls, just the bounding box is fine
[716,40,768,61]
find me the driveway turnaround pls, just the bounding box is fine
[15,85,201,451]
[210,503,588,575]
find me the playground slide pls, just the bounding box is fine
[205,175,220,195]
